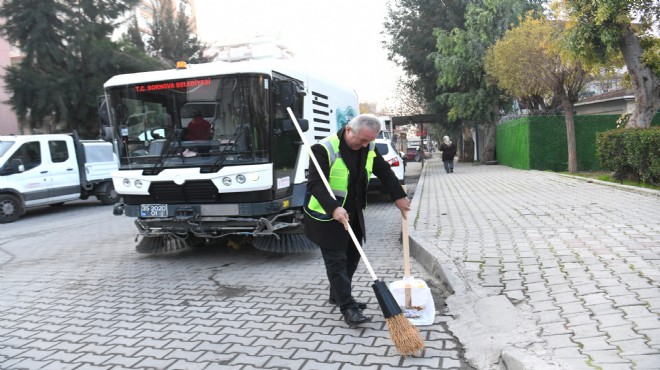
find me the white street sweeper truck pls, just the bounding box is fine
[102,59,358,253]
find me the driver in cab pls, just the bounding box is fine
[182,110,213,157]
[185,110,212,141]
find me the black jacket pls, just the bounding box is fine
[440,142,457,161]
[304,128,407,248]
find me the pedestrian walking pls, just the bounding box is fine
[304,114,411,326]
[440,135,457,173]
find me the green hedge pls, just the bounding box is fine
[597,127,660,185]
[496,114,658,171]
[495,119,531,169]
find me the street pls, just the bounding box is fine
[0,161,471,370]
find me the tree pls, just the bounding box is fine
[432,0,541,162]
[0,0,163,137]
[384,77,429,117]
[561,0,660,128]
[383,0,468,158]
[485,15,590,172]
[126,14,145,51]
[359,101,378,114]
[148,0,214,66]
[384,0,468,111]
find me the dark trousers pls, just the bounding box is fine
[443,159,454,173]
[318,218,363,313]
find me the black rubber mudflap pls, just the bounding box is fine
[251,233,319,253]
[135,235,192,254]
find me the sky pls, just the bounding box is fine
[193,0,404,106]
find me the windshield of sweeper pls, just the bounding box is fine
[106,74,270,171]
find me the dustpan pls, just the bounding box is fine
[389,206,436,326]
[389,276,435,325]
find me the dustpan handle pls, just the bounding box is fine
[287,107,379,281]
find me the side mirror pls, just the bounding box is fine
[278,81,306,109]
[100,126,114,140]
[1,159,25,175]
[281,118,308,133]
[280,82,296,109]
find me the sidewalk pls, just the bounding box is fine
[407,157,660,370]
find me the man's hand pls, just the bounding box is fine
[332,207,350,230]
[394,197,411,219]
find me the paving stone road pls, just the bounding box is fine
[0,161,472,370]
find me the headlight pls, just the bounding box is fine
[222,177,232,186]
[236,174,246,184]
[123,178,131,187]
[134,180,143,188]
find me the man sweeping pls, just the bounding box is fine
[304,114,410,326]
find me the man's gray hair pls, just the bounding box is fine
[347,114,381,133]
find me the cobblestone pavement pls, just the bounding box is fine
[0,162,472,370]
[408,157,660,370]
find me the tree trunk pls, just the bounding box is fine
[461,122,475,162]
[619,24,660,128]
[480,122,497,162]
[559,91,578,173]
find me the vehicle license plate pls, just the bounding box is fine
[140,204,168,217]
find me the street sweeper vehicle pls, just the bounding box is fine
[0,133,119,223]
[103,59,358,253]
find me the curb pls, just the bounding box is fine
[556,172,660,197]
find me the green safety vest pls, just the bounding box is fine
[305,134,376,221]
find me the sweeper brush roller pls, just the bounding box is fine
[135,235,192,254]
[251,233,319,253]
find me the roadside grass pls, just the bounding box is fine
[566,171,660,191]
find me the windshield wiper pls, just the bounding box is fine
[144,128,184,175]
[205,123,249,173]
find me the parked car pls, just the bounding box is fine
[369,138,405,191]
[405,147,431,162]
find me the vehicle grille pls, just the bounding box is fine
[149,180,218,203]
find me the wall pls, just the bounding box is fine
[574,89,635,116]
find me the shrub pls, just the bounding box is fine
[597,127,660,185]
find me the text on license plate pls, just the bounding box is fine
[140,204,168,217]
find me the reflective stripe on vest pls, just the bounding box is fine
[305,134,376,221]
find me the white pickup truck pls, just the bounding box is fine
[0,134,119,223]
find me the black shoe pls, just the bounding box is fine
[329,296,367,309]
[343,308,372,326]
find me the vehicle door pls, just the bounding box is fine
[3,140,50,206]
[47,139,81,202]
[273,79,304,199]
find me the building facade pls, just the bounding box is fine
[0,41,18,135]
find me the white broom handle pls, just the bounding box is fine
[287,107,379,281]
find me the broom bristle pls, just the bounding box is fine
[386,314,425,356]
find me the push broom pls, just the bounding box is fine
[286,108,424,356]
